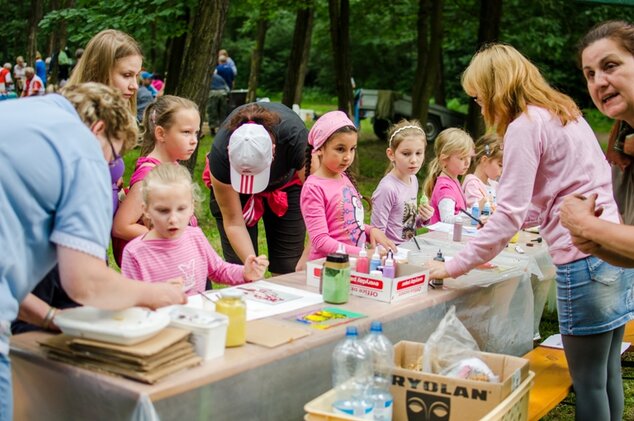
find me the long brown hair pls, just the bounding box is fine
[468,133,503,174]
[461,43,580,136]
[66,29,142,115]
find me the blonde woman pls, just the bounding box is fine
[429,44,633,421]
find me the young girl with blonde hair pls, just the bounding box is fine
[423,128,475,224]
[121,164,268,294]
[462,133,503,210]
[112,95,200,265]
[371,120,434,243]
[429,43,633,421]
[300,111,396,260]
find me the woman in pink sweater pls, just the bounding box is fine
[429,44,634,421]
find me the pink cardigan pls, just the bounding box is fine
[446,105,620,277]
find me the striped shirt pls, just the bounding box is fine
[121,226,246,295]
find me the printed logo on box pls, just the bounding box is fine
[405,390,450,420]
[393,375,491,401]
[313,267,322,278]
[397,274,426,290]
[350,274,384,289]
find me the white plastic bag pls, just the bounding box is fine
[421,306,480,374]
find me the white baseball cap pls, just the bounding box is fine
[228,123,273,194]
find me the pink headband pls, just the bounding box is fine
[308,111,355,154]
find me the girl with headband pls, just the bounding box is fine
[371,120,434,243]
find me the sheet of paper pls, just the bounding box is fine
[426,222,479,237]
[187,280,324,321]
[541,333,631,355]
[288,307,366,330]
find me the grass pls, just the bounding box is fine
[112,100,630,419]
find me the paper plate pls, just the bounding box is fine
[54,306,171,345]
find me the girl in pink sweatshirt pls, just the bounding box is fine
[121,164,268,295]
[462,133,503,210]
[429,43,633,421]
[300,111,395,260]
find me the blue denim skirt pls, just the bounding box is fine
[556,255,634,336]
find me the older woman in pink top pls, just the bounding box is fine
[429,44,634,421]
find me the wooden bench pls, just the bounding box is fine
[523,346,572,421]
[523,320,634,420]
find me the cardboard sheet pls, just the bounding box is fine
[246,318,311,348]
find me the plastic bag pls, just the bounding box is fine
[421,306,480,374]
[441,357,498,382]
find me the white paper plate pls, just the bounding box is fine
[54,306,171,345]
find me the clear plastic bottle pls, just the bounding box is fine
[332,326,374,419]
[362,321,394,421]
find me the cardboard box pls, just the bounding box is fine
[390,341,529,421]
[306,259,428,303]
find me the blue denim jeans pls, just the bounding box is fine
[556,255,634,335]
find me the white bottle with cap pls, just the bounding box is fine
[369,248,381,272]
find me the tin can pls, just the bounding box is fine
[321,253,351,304]
[215,289,246,347]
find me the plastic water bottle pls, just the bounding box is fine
[363,321,394,421]
[482,199,491,217]
[332,326,374,419]
[470,202,480,226]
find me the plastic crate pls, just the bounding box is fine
[304,371,535,421]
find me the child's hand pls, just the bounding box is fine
[368,227,397,256]
[244,254,269,281]
[418,203,434,222]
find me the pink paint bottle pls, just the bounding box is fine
[356,245,369,274]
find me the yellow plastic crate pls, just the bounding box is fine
[305,371,535,421]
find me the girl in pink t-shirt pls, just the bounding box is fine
[423,128,475,224]
[112,95,200,265]
[121,164,268,295]
[462,133,503,210]
[300,111,395,260]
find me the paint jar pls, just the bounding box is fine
[322,253,351,304]
[215,290,246,347]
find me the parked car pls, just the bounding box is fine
[357,88,466,142]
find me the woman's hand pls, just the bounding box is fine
[560,193,599,237]
[428,260,449,280]
[244,254,269,281]
[418,203,434,222]
[143,278,187,309]
[368,227,397,255]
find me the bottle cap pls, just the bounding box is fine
[336,243,346,254]
[326,253,349,263]
[370,320,383,332]
[358,244,367,258]
[371,248,381,259]
[455,215,462,223]
[345,326,358,337]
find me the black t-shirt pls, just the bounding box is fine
[208,102,308,192]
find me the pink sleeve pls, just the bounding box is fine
[129,163,156,187]
[301,181,361,257]
[202,232,245,285]
[120,245,145,282]
[446,119,540,278]
[463,177,484,208]
[202,157,212,189]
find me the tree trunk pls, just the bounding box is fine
[27,0,43,65]
[282,3,314,108]
[246,16,269,104]
[164,7,190,96]
[466,0,502,138]
[434,49,446,107]
[328,0,353,116]
[415,0,443,127]
[294,10,313,105]
[176,0,230,173]
[411,0,430,120]
[47,0,60,57]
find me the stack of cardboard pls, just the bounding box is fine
[39,327,201,384]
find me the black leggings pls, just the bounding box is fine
[209,184,306,274]
[561,324,625,421]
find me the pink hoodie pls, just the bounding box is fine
[446,105,620,277]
